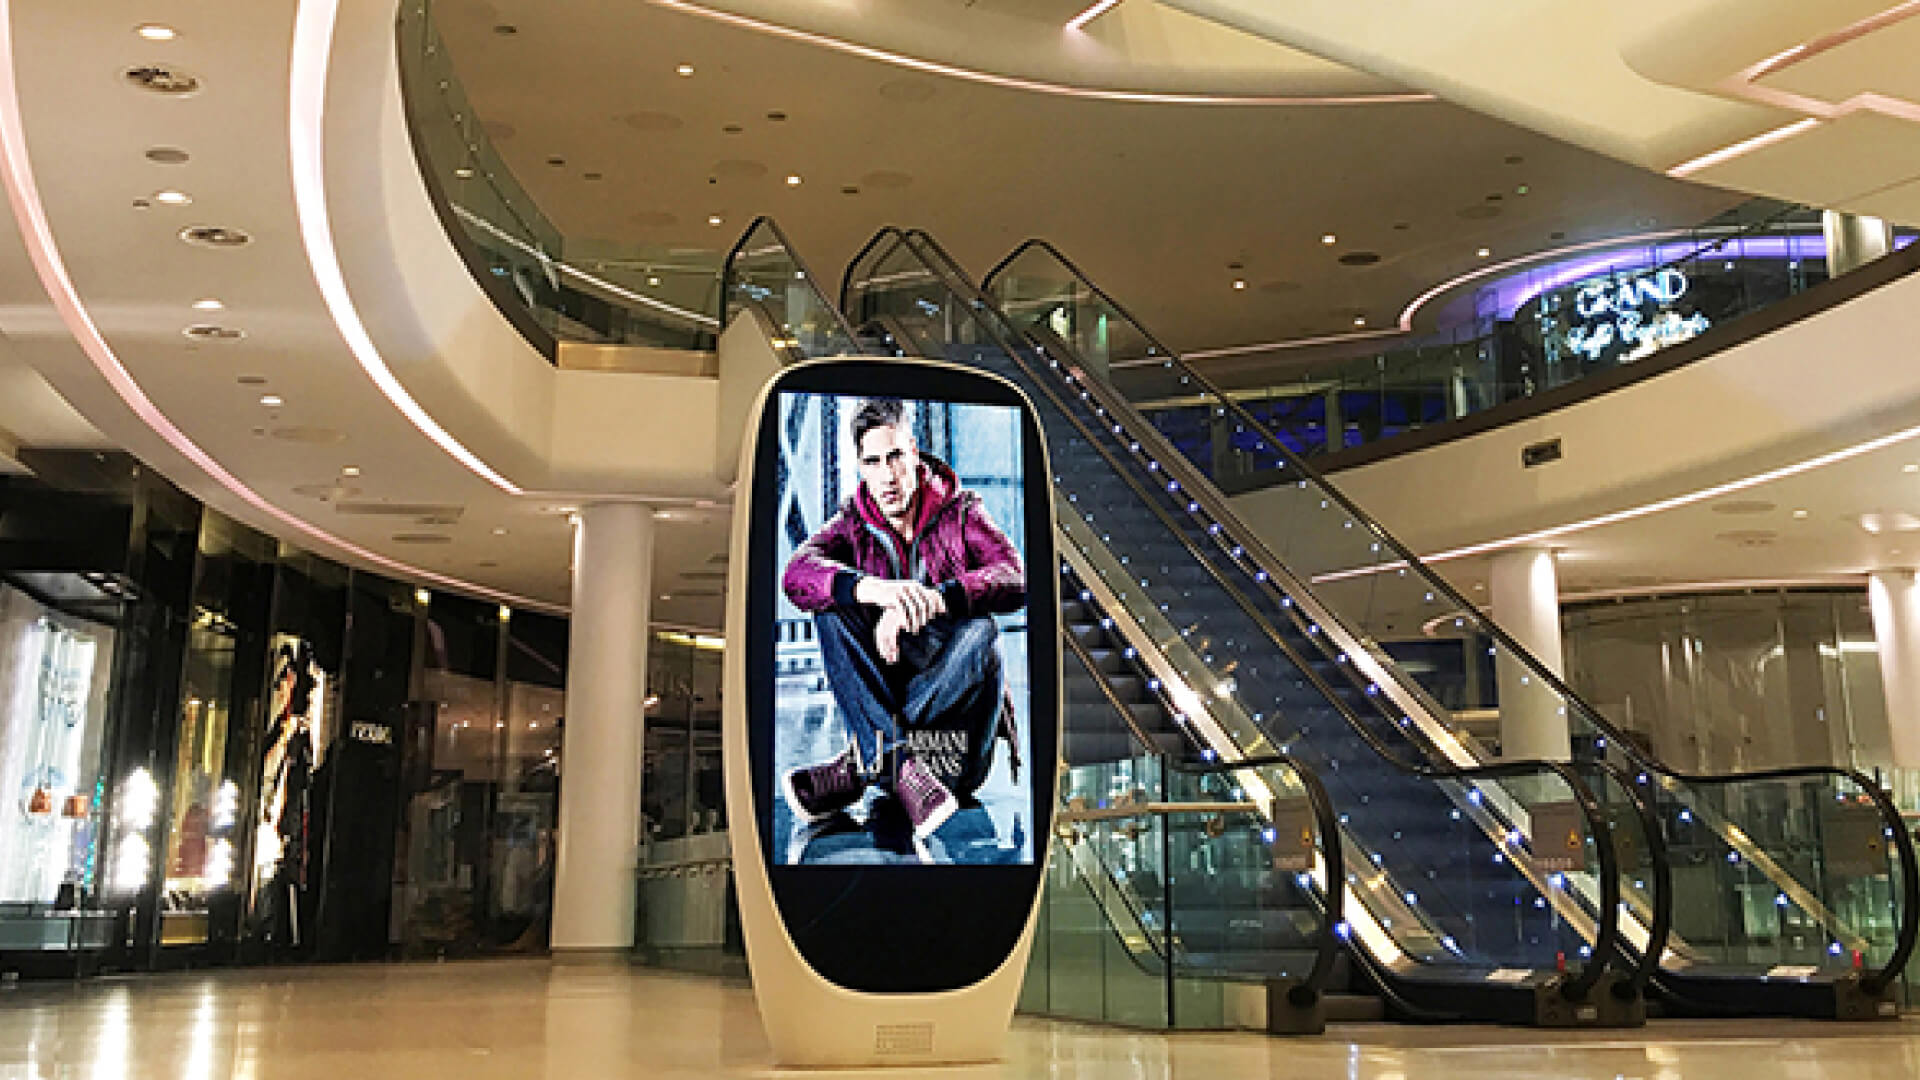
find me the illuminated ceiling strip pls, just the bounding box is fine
[0,0,555,615]
[291,0,522,495]
[1311,420,1920,584]
[1666,118,1822,178]
[1746,0,1920,82]
[1179,226,1735,363]
[650,0,1434,106]
[1065,0,1122,33]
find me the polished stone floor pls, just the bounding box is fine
[1,959,1917,1078]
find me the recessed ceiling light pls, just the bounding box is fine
[153,190,192,206]
[1353,316,1367,327]
[453,166,474,179]
[1232,279,1246,290]
[707,215,723,226]
[191,297,224,311]
[136,24,176,41]
[646,275,661,286]
[1906,464,1919,474]
[786,174,801,186]
[414,588,431,606]
[1476,247,1492,257]
[1791,509,1809,519]
[341,466,361,477]
[259,394,283,407]
[1320,234,1337,245]
[660,593,672,601]
[1516,184,1530,195]
[676,63,695,76]
[492,527,508,536]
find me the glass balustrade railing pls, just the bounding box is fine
[844,228,1641,1021]
[982,238,1917,1014]
[721,217,864,360]
[397,0,722,355]
[989,204,1915,467]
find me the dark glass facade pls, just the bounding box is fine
[0,453,578,976]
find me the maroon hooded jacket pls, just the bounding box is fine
[782,454,1025,619]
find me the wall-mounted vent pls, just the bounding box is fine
[1521,438,1563,468]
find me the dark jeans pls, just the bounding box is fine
[813,607,1004,796]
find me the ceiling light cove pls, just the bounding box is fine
[288,0,522,495]
[1064,0,1121,33]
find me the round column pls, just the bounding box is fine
[551,502,655,953]
[1868,569,1920,768]
[1488,547,1571,761]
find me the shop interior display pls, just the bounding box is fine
[0,593,109,916]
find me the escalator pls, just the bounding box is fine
[976,239,1919,1020]
[724,217,1347,1029]
[839,227,1654,1025]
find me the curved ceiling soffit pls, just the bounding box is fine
[0,0,561,614]
[649,0,1436,106]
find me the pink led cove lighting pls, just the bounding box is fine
[0,0,554,613]
[290,0,522,495]
[1065,0,1122,33]
[651,0,1434,107]
[1667,118,1823,178]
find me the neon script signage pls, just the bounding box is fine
[1563,267,1709,363]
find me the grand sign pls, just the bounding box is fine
[1559,267,1710,364]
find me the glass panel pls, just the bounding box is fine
[723,218,863,360]
[395,0,722,352]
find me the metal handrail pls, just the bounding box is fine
[846,225,1626,1004]
[983,235,1919,996]
[720,215,866,350]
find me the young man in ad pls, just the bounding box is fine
[781,397,1026,862]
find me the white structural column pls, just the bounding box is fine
[1488,547,1571,761]
[1867,570,1920,768]
[552,502,655,952]
[1822,210,1896,276]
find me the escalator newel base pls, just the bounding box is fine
[1534,973,1645,1028]
[1831,975,1902,1022]
[1264,979,1327,1036]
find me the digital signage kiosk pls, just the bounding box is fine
[723,358,1058,1066]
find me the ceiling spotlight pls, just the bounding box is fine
[1353,316,1367,327]
[1232,279,1247,290]
[191,298,224,311]
[414,588,431,606]
[646,275,661,286]
[153,190,192,206]
[1791,509,1809,519]
[340,465,361,477]
[497,605,512,622]
[1320,234,1337,245]
[1476,247,1492,258]
[453,166,474,179]
[676,63,695,76]
[492,527,508,536]
[707,214,723,226]
[786,174,802,186]
[136,23,176,41]
[258,394,283,407]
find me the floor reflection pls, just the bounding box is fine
[0,960,1914,1079]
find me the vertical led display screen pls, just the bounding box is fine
[771,390,1034,866]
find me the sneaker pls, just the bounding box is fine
[782,749,864,823]
[894,753,957,861]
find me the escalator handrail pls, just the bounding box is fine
[849,225,1626,1003]
[982,236,1920,995]
[720,215,867,350]
[1162,754,1347,1000]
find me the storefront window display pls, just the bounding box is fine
[0,585,116,950]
